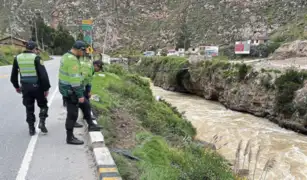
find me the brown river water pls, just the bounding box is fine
[151,85,307,180]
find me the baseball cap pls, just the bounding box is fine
[26,41,37,50]
[72,40,86,51]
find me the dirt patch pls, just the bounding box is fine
[252,57,307,71]
[108,108,141,149]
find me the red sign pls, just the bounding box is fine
[235,43,244,52]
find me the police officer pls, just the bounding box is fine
[75,53,104,128]
[59,40,101,145]
[10,41,50,136]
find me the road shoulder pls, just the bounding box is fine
[26,91,97,180]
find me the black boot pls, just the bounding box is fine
[29,124,36,136]
[91,115,96,121]
[63,98,67,107]
[66,131,84,145]
[74,122,83,128]
[88,123,102,132]
[38,119,48,133]
[85,116,96,121]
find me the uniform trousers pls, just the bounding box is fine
[21,83,48,125]
[63,94,92,132]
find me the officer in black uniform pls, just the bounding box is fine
[10,41,51,136]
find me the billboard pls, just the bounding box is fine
[81,19,93,44]
[235,40,251,54]
[204,46,219,57]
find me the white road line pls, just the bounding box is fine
[15,86,59,180]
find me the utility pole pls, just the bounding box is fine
[91,17,94,61]
[34,20,39,46]
[102,20,109,55]
[40,0,45,50]
[8,15,13,45]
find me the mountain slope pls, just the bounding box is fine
[0,0,306,50]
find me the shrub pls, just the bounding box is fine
[161,49,168,56]
[250,45,269,58]
[237,63,250,81]
[275,69,307,116]
[0,45,24,65]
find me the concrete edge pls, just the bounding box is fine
[78,110,123,180]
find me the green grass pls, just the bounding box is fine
[40,51,51,61]
[91,64,234,180]
[0,45,24,65]
[0,45,51,66]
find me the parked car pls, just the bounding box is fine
[143,51,155,57]
[167,49,179,56]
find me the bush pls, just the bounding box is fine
[267,41,282,54]
[237,63,250,80]
[219,45,236,59]
[0,45,24,65]
[250,44,269,58]
[161,49,168,56]
[40,51,51,60]
[135,56,188,88]
[91,64,234,180]
[275,69,307,116]
[0,45,51,66]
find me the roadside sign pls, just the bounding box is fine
[82,19,93,25]
[81,24,93,31]
[84,35,92,44]
[204,46,219,57]
[235,40,251,54]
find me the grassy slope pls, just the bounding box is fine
[0,45,51,66]
[91,64,234,180]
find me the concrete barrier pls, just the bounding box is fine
[78,110,122,180]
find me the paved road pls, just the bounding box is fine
[0,56,96,180]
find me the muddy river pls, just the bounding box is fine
[151,85,307,180]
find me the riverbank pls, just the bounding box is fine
[131,56,307,135]
[150,84,307,179]
[0,45,51,65]
[91,64,234,180]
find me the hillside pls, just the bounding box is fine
[0,0,306,50]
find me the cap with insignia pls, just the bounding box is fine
[72,40,86,51]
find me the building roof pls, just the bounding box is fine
[251,31,269,40]
[0,35,27,43]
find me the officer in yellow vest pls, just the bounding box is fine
[59,41,101,145]
[10,41,51,136]
[75,52,103,128]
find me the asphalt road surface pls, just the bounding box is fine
[0,56,96,180]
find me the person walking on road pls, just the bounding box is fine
[10,41,50,136]
[59,40,101,145]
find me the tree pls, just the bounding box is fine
[77,32,84,40]
[30,13,56,50]
[53,25,75,54]
[176,24,191,50]
[30,16,75,55]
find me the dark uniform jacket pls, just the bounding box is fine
[10,51,51,92]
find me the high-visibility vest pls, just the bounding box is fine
[80,56,94,86]
[16,53,38,84]
[59,53,83,87]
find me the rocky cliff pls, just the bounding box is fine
[269,40,307,60]
[1,0,307,50]
[133,57,307,135]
